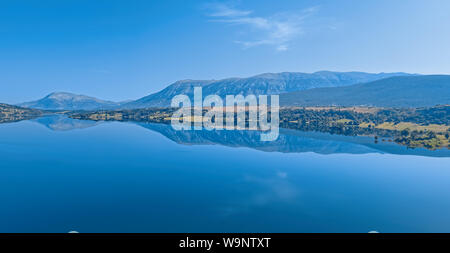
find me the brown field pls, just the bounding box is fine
[283,106,381,113]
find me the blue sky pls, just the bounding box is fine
[1,0,450,103]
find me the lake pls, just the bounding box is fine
[0,115,449,232]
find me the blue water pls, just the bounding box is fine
[0,116,449,232]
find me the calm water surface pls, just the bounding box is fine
[0,116,449,232]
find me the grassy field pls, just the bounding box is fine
[374,122,449,132]
[367,122,449,149]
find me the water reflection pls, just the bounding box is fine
[13,115,450,157]
[1,114,450,232]
[32,115,101,131]
[137,122,450,157]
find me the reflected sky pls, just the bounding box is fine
[0,116,449,232]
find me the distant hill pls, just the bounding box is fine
[0,103,43,123]
[124,71,414,108]
[19,92,123,110]
[0,103,42,114]
[280,75,450,108]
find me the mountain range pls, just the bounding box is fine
[14,71,450,110]
[280,75,450,107]
[123,71,414,108]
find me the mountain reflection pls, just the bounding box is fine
[23,115,450,157]
[136,122,450,157]
[33,115,102,131]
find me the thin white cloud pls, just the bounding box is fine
[206,3,319,51]
[206,3,252,17]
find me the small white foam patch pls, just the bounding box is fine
[68,231,79,233]
[368,230,380,233]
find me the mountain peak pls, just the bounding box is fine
[45,92,90,100]
[47,91,77,96]
[19,92,120,111]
